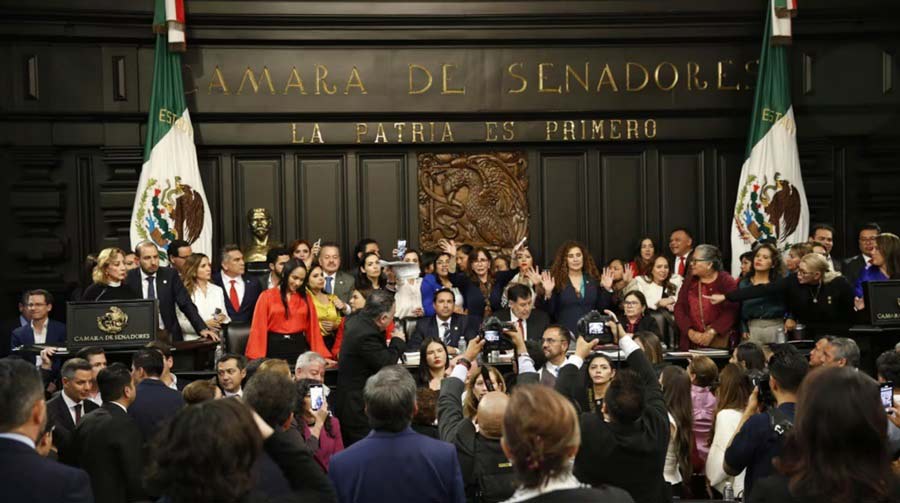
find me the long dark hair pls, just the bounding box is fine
[279,259,308,319]
[466,246,495,283]
[355,251,387,290]
[709,364,751,448]
[294,378,335,437]
[549,240,601,295]
[660,365,693,488]
[750,242,786,281]
[775,367,894,503]
[417,337,449,387]
[146,399,261,503]
[632,236,657,276]
[876,233,900,279]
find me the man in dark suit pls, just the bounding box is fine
[496,283,550,343]
[0,296,30,358]
[126,241,214,342]
[0,358,93,503]
[319,242,356,307]
[70,363,146,503]
[556,330,669,503]
[259,247,291,291]
[128,349,185,442]
[212,243,263,323]
[47,358,99,462]
[409,288,481,352]
[11,289,66,354]
[843,222,882,290]
[329,365,465,503]
[334,290,407,446]
[809,223,841,272]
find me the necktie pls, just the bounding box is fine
[146,275,156,299]
[517,318,525,338]
[74,403,82,424]
[678,257,686,277]
[325,276,334,295]
[441,322,450,344]
[229,280,240,311]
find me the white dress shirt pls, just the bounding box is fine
[87,390,102,407]
[225,388,243,398]
[222,273,246,305]
[435,315,452,342]
[165,374,179,391]
[61,392,86,425]
[177,283,230,341]
[510,313,528,341]
[31,320,48,345]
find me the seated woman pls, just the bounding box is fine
[417,337,449,391]
[738,243,787,345]
[177,253,230,341]
[81,247,138,301]
[625,255,682,312]
[674,245,739,350]
[246,259,330,364]
[705,363,751,497]
[687,356,718,473]
[495,244,544,310]
[708,253,855,339]
[294,378,343,472]
[355,251,387,292]
[583,354,616,414]
[854,232,900,308]
[420,251,465,316]
[539,240,614,334]
[306,263,345,353]
[783,242,813,274]
[463,365,506,419]
[628,236,657,278]
[501,385,633,502]
[620,291,662,338]
[729,341,766,371]
[660,365,693,497]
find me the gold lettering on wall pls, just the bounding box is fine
[717,60,741,91]
[441,64,466,95]
[507,63,527,94]
[538,63,561,94]
[687,62,708,91]
[626,63,649,92]
[411,122,425,143]
[291,123,325,144]
[653,62,679,91]
[283,67,308,95]
[344,66,368,95]
[596,64,619,92]
[565,63,590,93]
[208,65,230,95]
[409,64,433,95]
[315,64,337,95]
[237,66,276,95]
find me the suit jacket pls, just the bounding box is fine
[328,427,465,503]
[842,254,868,292]
[497,307,551,342]
[0,315,28,358]
[557,347,670,503]
[408,313,481,351]
[11,319,67,348]
[128,378,185,442]
[513,487,635,503]
[70,402,145,503]
[126,267,206,342]
[334,313,407,446]
[213,270,263,324]
[327,270,356,304]
[47,392,99,461]
[0,437,93,503]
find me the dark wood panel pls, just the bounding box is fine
[197,155,223,254]
[599,152,645,262]
[233,156,285,246]
[539,152,587,260]
[296,155,345,246]
[359,155,408,254]
[659,150,705,242]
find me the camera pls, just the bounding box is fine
[747,369,775,409]
[481,317,514,354]
[576,310,614,345]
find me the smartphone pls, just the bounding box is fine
[396,239,407,258]
[309,384,325,411]
[881,382,894,413]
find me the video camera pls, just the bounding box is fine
[576,310,614,345]
[481,316,516,354]
[747,369,776,409]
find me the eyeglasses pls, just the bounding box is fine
[797,269,812,277]
[27,303,47,308]
[622,301,641,307]
[542,338,562,344]
[860,237,877,243]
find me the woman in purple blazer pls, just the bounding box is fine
[294,378,344,471]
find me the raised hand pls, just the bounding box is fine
[600,267,615,290]
[622,266,634,284]
[540,270,556,297]
[438,238,457,257]
[704,294,726,305]
[525,265,542,285]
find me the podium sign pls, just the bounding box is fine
[864,280,900,326]
[66,300,159,349]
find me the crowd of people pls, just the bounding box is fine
[2,221,900,503]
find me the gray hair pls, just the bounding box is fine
[692,244,723,271]
[361,289,395,320]
[363,365,416,432]
[295,351,326,370]
[220,244,242,265]
[61,358,92,381]
[829,337,860,369]
[0,359,44,432]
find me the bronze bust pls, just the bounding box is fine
[244,208,273,263]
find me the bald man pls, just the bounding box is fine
[436,326,539,502]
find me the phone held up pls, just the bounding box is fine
[309,384,325,411]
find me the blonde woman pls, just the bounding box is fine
[177,253,229,341]
[82,247,138,301]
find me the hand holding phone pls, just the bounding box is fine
[310,384,325,411]
[881,382,894,414]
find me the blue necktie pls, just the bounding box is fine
[325,276,333,295]
[146,275,156,299]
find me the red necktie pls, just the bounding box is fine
[229,280,240,311]
[678,257,686,276]
[518,319,524,338]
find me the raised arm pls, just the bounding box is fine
[438,339,483,442]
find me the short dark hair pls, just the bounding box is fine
[132,349,165,377]
[145,340,173,359]
[458,244,473,255]
[217,353,247,371]
[98,363,133,402]
[876,350,900,384]
[768,344,809,393]
[364,365,416,432]
[219,244,242,265]
[605,369,644,423]
[507,283,533,303]
[0,358,44,432]
[61,358,93,381]
[434,288,456,303]
[243,370,296,429]
[545,324,571,347]
[266,247,290,266]
[353,238,378,262]
[810,223,835,237]
[25,289,54,306]
[168,239,191,258]
[858,222,882,236]
[319,241,341,253]
[76,346,106,360]
[670,227,694,241]
[361,289,395,320]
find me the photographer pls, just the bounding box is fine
[554,313,670,502]
[723,344,808,501]
[438,323,539,502]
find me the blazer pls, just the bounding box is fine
[70,402,146,503]
[497,307,551,342]
[47,392,99,461]
[128,378,185,442]
[842,254,868,292]
[213,270,263,324]
[11,319,67,348]
[326,270,356,304]
[0,437,93,503]
[408,313,482,351]
[543,279,614,335]
[328,427,465,503]
[334,313,407,446]
[126,267,206,342]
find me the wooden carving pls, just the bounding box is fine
[418,152,528,255]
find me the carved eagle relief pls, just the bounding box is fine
[763,178,802,242]
[173,180,205,244]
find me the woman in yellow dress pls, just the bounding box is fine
[306,262,346,356]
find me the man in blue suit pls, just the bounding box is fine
[328,365,465,503]
[0,358,93,503]
[409,288,481,353]
[212,244,262,323]
[11,289,67,375]
[128,349,184,442]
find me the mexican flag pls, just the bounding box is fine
[730,0,808,275]
[131,0,211,264]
